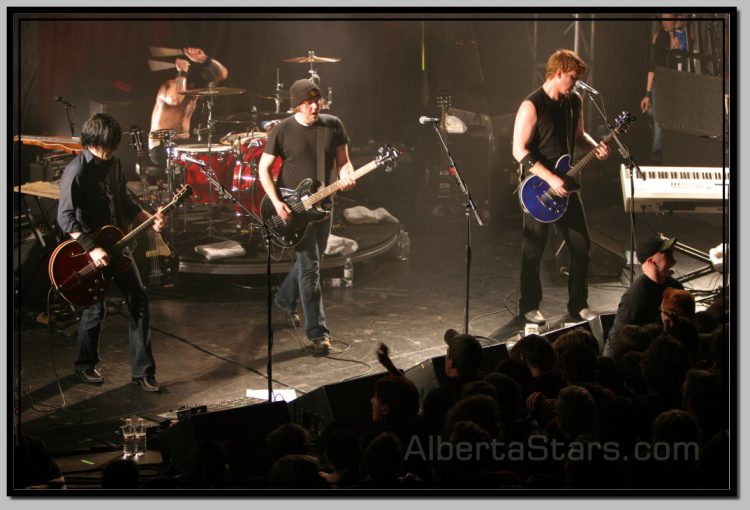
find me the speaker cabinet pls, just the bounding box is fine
[161,400,290,479]
[290,373,384,433]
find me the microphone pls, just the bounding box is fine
[574,81,600,96]
[178,152,206,167]
[54,95,76,108]
[419,116,440,125]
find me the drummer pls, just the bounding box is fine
[148,47,229,167]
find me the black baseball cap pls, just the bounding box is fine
[636,236,676,263]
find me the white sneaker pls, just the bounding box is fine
[577,308,598,321]
[523,309,546,324]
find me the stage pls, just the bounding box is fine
[14,200,725,487]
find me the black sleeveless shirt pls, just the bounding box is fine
[525,86,581,172]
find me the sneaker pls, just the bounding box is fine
[576,308,598,322]
[77,368,104,384]
[131,375,161,392]
[274,300,302,328]
[310,336,332,353]
[523,309,546,324]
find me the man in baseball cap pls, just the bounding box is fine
[257,78,356,354]
[604,235,682,356]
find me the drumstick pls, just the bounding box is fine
[148,59,178,72]
[149,46,183,58]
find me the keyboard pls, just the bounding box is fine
[620,165,729,213]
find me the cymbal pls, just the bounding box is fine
[178,86,246,96]
[215,111,290,124]
[256,92,290,101]
[220,131,268,145]
[283,55,341,63]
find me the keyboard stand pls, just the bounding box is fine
[659,232,717,284]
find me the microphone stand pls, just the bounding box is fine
[586,93,645,285]
[427,121,484,334]
[64,105,75,136]
[198,165,282,403]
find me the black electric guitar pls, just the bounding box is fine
[519,111,635,223]
[128,126,179,288]
[260,145,399,248]
[48,185,191,308]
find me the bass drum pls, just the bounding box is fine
[232,136,282,218]
[175,144,236,205]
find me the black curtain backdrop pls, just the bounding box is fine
[15,15,680,212]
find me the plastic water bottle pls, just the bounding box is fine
[342,257,354,288]
[121,418,135,458]
[133,418,147,457]
[397,230,410,261]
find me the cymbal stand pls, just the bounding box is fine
[274,68,284,114]
[204,88,219,239]
[161,130,180,242]
[306,51,321,84]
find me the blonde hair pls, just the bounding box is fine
[546,49,587,80]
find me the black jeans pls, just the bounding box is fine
[519,192,591,316]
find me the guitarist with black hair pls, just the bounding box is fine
[512,49,611,326]
[258,79,356,354]
[56,113,166,392]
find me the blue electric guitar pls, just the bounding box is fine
[519,111,635,223]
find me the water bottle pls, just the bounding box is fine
[397,230,410,261]
[342,257,354,288]
[133,418,147,457]
[121,418,135,458]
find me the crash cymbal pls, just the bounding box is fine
[256,92,290,101]
[178,86,246,96]
[283,54,341,63]
[214,111,290,124]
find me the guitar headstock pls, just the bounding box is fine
[377,145,400,173]
[614,111,636,134]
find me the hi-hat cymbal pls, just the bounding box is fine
[283,54,341,63]
[178,86,246,96]
[215,111,290,124]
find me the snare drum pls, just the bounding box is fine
[174,144,235,205]
[232,137,282,218]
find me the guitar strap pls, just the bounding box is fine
[316,123,327,185]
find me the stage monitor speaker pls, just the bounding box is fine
[404,341,510,397]
[587,313,616,353]
[161,400,290,479]
[542,320,593,344]
[654,67,724,138]
[290,373,384,433]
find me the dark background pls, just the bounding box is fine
[13,13,725,228]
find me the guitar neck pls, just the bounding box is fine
[567,128,620,179]
[114,195,180,250]
[303,159,381,206]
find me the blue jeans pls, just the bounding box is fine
[75,259,156,378]
[274,214,332,340]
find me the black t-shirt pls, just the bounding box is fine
[524,86,581,172]
[264,113,349,189]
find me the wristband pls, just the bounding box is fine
[644,90,652,98]
[520,153,538,171]
[75,233,97,251]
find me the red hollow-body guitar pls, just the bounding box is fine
[48,185,191,307]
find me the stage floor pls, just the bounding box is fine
[14,202,725,484]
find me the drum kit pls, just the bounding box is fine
[148,51,340,239]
